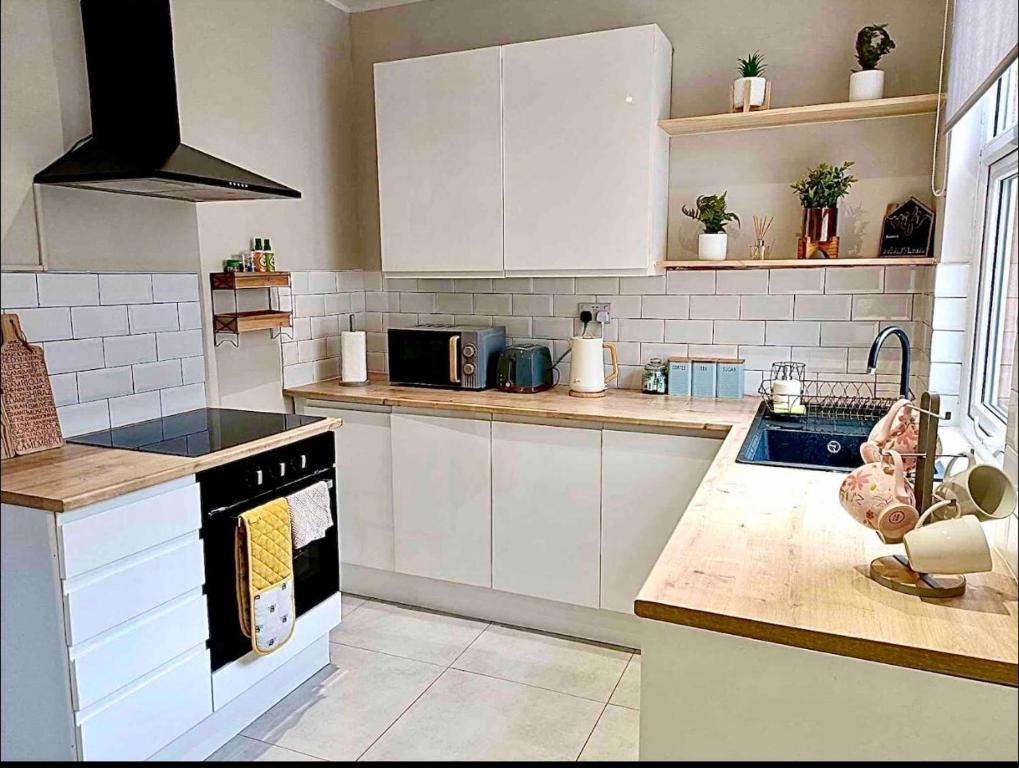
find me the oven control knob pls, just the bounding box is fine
[463,344,476,358]
[463,362,476,376]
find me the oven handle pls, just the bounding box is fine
[206,466,335,518]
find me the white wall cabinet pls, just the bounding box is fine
[375,47,504,277]
[502,26,672,276]
[491,421,601,607]
[600,429,719,613]
[304,406,395,571]
[390,412,493,587]
[374,25,672,277]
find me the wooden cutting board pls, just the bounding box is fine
[1,313,64,458]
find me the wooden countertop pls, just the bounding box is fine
[0,418,341,513]
[287,377,1018,688]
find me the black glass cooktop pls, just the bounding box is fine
[67,408,324,457]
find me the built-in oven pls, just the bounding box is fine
[198,432,339,671]
[387,324,506,390]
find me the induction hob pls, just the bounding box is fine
[67,408,324,457]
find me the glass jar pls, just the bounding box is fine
[642,358,668,395]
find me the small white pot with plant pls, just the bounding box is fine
[733,51,768,109]
[683,192,740,261]
[849,24,895,101]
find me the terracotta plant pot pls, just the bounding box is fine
[802,207,839,241]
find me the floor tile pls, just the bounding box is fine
[579,705,639,762]
[610,654,641,710]
[360,668,603,761]
[243,644,441,761]
[451,624,630,702]
[330,601,487,666]
[341,593,366,618]
[207,735,321,761]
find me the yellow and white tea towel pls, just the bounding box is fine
[287,481,333,549]
[235,498,295,655]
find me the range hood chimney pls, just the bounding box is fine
[34,0,301,202]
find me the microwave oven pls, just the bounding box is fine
[387,325,506,390]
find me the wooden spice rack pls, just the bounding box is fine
[209,271,292,347]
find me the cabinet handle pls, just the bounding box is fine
[449,336,460,384]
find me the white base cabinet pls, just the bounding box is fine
[492,421,601,607]
[391,412,493,587]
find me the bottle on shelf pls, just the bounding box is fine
[263,237,276,272]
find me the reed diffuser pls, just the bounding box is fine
[750,215,773,259]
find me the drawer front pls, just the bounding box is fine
[69,591,209,711]
[63,535,205,645]
[76,646,212,762]
[58,482,200,579]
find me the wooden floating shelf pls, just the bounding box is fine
[657,257,936,271]
[210,271,291,290]
[658,94,942,137]
[213,310,292,334]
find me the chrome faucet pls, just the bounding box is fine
[867,326,912,399]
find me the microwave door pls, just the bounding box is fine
[389,329,462,388]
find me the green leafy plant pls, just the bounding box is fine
[790,162,859,209]
[855,24,895,70]
[737,51,767,78]
[682,193,740,234]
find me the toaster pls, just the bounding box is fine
[496,344,554,393]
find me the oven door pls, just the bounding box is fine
[202,471,339,672]
[388,328,462,388]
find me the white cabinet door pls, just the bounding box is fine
[391,413,492,587]
[492,421,601,607]
[502,25,671,275]
[375,47,504,276]
[601,430,720,613]
[303,406,394,572]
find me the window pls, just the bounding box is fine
[968,61,1018,446]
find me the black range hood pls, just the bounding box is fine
[34,0,300,203]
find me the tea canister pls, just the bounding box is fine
[641,358,668,395]
[691,360,717,398]
[667,357,691,396]
[716,359,745,399]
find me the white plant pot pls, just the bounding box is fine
[849,69,885,102]
[698,233,728,261]
[732,76,767,108]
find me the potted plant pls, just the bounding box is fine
[733,51,768,110]
[850,24,895,101]
[790,162,858,256]
[682,193,740,261]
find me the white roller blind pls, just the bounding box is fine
[945,0,1018,130]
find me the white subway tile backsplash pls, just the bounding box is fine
[853,294,912,321]
[884,265,933,293]
[451,278,491,293]
[532,278,575,294]
[740,295,793,320]
[49,373,78,407]
[298,339,329,363]
[713,320,765,345]
[790,346,848,372]
[716,271,768,295]
[687,343,739,359]
[295,294,327,317]
[307,272,339,294]
[932,297,969,330]
[617,276,663,295]
[454,315,493,327]
[434,293,473,314]
[930,330,966,363]
[1,273,39,307]
[156,330,203,360]
[72,306,129,338]
[769,269,824,295]
[513,294,553,317]
[133,360,183,393]
[104,334,157,367]
[37,274,99,307]
[738,345,792,371]
[599,295,642,319]
[290,272,310,295]
[492,316,532,337]
[311,315,340,339]
[398,292,436,313]
[613,342,642,366]
[99,274,152,305]
[57,401,110,437]
[292,317,312,341]
[664,319,713,344]
[178,302,202,330]
[283,362,316,388]
[824,267,883,294]
[497,278,533,293]
[640,343,689,363]
[324,293,352,316]
[160,383,207,416]
[282,342,299,367]
[17,307,72,342]
[108,391,162,428]
[532,317,574,339]
[366,333,387,353]
[362,271,384,292]
[576,277,619,294]
[129,303,180,334]
[690,295,739,319]
[77,366,134,403]
[365,291,399,312]
[552,294,592,317]
[929,362,962,395]
[152,273,199,303]
[44,338,105,374]
[765,321,821,346]
[641,295,689,319]
[617,319,664,342]
[820,321,879,347]
[469,293,510,316]
[337,271,364,293]
[795,294,852,320]
[667,271,715,295]
[314,358,341,381]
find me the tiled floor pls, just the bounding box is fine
[209,597,640,762]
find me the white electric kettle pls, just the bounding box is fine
[569,336,619,397]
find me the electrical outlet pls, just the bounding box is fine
[578,302,611,324]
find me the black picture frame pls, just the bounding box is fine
[879,197,935,257]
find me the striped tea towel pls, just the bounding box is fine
[287,481,333,549]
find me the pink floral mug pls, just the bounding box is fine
[860,399,939,471]
[839,450,918,542]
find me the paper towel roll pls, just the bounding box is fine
[341,331,367,383]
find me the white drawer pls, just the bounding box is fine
[63,534,205,645]
[69,591,209,711]
[76,646,212,762]
[58,482,200,579]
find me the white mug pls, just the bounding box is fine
[903,500,993,575]
[936,454,1017,522]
